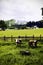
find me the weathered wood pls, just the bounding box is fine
[0,35,43,42]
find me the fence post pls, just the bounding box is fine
[11,35,13,42]
[24,35,27,41]
[33,35,34,40]
[3,36,6,41]
[40,34,41,41]
[18,36,20,38]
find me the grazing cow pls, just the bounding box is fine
[29,40,37,47]
[34,40,37,47]
[16,38,22,47]
[20,50,31,55]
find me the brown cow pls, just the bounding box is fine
[29,40,37,47]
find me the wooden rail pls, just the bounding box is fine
[0,35,43,42]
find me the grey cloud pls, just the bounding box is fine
[0,0,43,21]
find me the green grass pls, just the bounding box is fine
[0,28,43,37]
[0,41,43,65]
[0,28,43,65]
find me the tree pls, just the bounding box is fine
[31,21,35,27]
[0,20,7,30]
[26,21,32,27]
[35,20,43,28]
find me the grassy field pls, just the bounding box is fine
[0,40,43,65]
[0,28,43,65]
[0,28,43,37]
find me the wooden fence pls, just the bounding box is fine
[0,35,43,42]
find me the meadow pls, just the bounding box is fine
[0,28,43,37]
[0,28,43,65]
[0,40,43,65]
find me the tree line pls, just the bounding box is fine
[0,20,7,30]
[0,20,43,30]
[26,20,43,28]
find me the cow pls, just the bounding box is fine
[29,40,37,47]
[20,50,31,55]
[16,38,22,47]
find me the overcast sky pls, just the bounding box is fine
[0,0,43,21]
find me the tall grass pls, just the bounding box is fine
[0,40,43,65]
